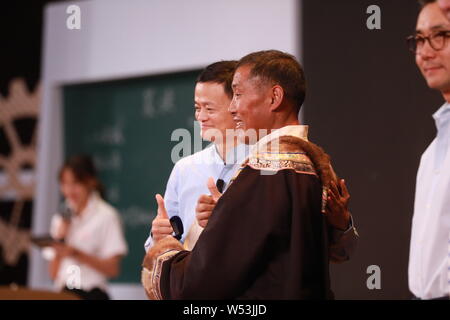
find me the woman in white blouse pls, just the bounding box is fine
[48,155,128,300]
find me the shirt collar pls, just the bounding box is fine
[433,102,450,120]
[249,125,309,155]
[432,102,450,130]
[212,143,250,165]
[69,191,99,221]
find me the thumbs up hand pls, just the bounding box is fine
[155,194,169,219]
[196,177,223,228]
[207,177,222,202]
[151,194,173,243]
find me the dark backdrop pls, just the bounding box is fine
[302,0,444,299]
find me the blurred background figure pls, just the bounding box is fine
[48,155,128,300]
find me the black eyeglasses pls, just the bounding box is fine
[406,30,450,53]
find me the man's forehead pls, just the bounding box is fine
[196,81,226,94]
[233,66,249,85]
[194,95,212,105]
[416,3,450,32]
[194,84,212,101]
[232,65,257,87]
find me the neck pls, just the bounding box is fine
[443,90,450,103]
[74,193,91,215]
[253,114,299,143]
[214,136,239,161]
[75,202,87,215]
[270,112,300,131]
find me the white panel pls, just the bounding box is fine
[42,0,299,83]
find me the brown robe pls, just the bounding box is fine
[142,129,335,300]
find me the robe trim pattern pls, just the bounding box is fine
[141,236,184,299]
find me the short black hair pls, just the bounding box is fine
[196,60,238,99]
[237,50,306,113]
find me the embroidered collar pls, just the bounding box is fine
[249,125,309,156]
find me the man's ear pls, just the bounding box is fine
[269,85,284,111]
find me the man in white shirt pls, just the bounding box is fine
[145,60,358,260]
[145,61,246,250]
[407,0,450,299]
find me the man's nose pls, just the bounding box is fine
[197,109,208,121]
[418,40,437,59]
[228,98,237,114]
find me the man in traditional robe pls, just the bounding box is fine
[147,62,357,261]
[142,50,340,299]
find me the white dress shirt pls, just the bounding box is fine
[50,192,128,292]
[144,143,249,251]
[409,102,450,299]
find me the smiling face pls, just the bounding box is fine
[194,81,236,143]
[229,65,273,142]
[60,168,91,214]
[415,3,450,95]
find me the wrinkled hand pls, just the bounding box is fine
[195,177,222,228]
[325,179,351,231]
[151,194,173,243]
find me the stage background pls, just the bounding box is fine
[31,0,299,299]
[1,0,442,300]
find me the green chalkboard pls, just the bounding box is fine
[63,70,203,283]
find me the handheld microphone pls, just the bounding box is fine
[170,216,184,241]
[58,203,74,222]
[216,178,225,193]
